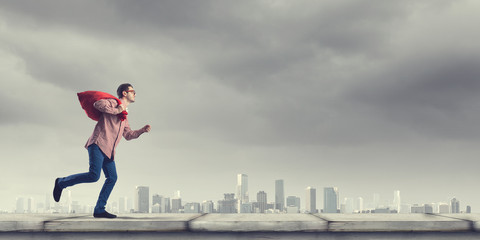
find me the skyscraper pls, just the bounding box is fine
[172,198,182,213]
[306,187,316,214]
[257,191,267,213]
[451,198,460,214]
[202,200,214,213]
[218,193,237,213]
[275,179,285,212]
[135,186,149,213]
[236,174,249,213]
[324,187,339,213]
[393,190,401,213]
[152,194,163,213]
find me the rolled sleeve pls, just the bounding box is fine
[93,99,122,115]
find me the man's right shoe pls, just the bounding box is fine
[93,211,117,219]
[53,178,63,202]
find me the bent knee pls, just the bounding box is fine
[88,172,101,182]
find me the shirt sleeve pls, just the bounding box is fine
[93,99,122,115]
[123,119,146,140]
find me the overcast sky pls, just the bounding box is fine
[2,0,480,212]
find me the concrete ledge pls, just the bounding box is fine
[0,213,479,234]
[45,214,202,232]
[190,213,327,232]
[317,214,472,232]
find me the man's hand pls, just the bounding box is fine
[117,104,125,113]
[142,125,151,133]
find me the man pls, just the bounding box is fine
[53,83,151,218]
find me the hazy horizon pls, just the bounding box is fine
[1,0,480,213]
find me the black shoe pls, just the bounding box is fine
[93,211,117,219]
[53,178,63,202]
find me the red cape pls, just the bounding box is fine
[77,91,128,121]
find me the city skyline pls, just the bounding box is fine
[4,173,471,214]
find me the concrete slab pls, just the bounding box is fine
[44,214,202,232]
[436,214,479,231]
[190,214,327,232]
[316,214,472,232]
[0,214,79,232]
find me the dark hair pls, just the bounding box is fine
[117,83,133,98]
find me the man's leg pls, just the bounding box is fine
[93,158,117,215]
[53,145,104,202]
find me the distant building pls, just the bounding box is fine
[324,187,339,213]
[411,204,425,213]
[286,196,301,210]
[306,187,317,214]
[424,204,433,214]
[451,198,460,214]
[240,203,253,213]
[466,205,471,213]
[163,197,171,213]
[218,193,237,213]
[119,197,128,213]
[344,198,354,214]
[184,202,201,213]
[356,197,364,213]
[135,186,149,213]
[202,201,214,213]
[393,190,401,213]
[236,174,249,213]
[172,198,182,213]
[438,203,449,214]
[275,180,285,212]
[16,197,24,214]
[257,191,267,213]
[152,194,163,213]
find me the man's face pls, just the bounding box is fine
[124,86,136,103]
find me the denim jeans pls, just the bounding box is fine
[58,144,117,214]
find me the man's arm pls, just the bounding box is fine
[93,99,124,115]
[123,121,151,141]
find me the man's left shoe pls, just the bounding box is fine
[93,211,117,218]
[53,178,63,202]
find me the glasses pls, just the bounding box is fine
[125,90,136,95]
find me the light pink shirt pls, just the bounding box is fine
[85,99,145,160]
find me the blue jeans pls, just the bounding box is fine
[58,144,117,214]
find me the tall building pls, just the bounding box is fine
[451,198,460,213]
[202,201,214,213]
[27,197,35,214]
[218,193,237,213]
[343,198,354,214]
[172,198,182,213]
[306,187,316,214]
[275,179,285,212]
[467,205,472,213]
[119,197,127,213]
[356,197,364,213]
[236,174,249,213]
[16,197,25,214]
[184,202,201,213]
[286,196,301,209]
[393,190,401,213]
[163,197,171,213]
[324,187,339,213]
[257,191,267,213]
[152,194,163,213]
[438,203,449,214]
[135,186,149,213]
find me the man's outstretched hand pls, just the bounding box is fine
[143,125,151,133]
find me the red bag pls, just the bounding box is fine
[77,91,128,121]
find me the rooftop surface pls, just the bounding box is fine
[2,213,480,239]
